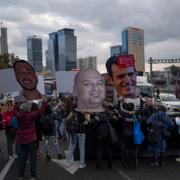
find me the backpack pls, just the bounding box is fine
[65,111,79,133]
[40,114,54,135]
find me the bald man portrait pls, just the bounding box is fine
[73,68,105,112]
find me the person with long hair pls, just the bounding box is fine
[41,104,64,162]
[1,100,16,158]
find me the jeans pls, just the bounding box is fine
[66,133,85,164]
[6,131,15,156]
[19,141,37,177]
[44,135,60,155]
[57,118,68,140]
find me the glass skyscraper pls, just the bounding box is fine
[110,45,122,56]
[27,35,43,72]
[122,27,145,73]
[48,28,77,72]
[47,32,58,72]
[57,28,77,71]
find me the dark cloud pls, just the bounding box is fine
[0,0,180,70]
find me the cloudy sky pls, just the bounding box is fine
[1,0,180,72]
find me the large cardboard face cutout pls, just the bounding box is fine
[108,65,137,98]
[74,69,105,112]
[14,62,38,91]
[13,60,42,101]
[107,55,137,98]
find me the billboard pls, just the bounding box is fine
[0,68,45,94]
[55,71,77,93]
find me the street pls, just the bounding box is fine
[1,130,180,180]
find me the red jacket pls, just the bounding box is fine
[15,102,47,144]
[2,110,14,128]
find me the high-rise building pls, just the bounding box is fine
[110,45,122,56]
[0,24,8,54]
[78,56,97,70]
[122,27,145,72]
[47,32,58,72]
[57,28,77,71]
[48,28,77,71]
[27,35,43,72]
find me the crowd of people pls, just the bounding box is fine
[0,55,179,180]
[0,96,179,173]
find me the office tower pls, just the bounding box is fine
[27,35,43,72]
[110,45,122,56]
[45,49,50,70]
[47,32,58,72]
[57,28,77,71]
[122,27,145,73]
[48,28,77,71]
[78,56,97,70]
[0,25,8,54]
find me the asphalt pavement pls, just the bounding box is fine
[1,130,180,180]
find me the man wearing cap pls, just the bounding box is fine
[106,54,137,99]
[106,54,140,170]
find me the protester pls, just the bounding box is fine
[64,96,87,168]
[106,54,141,169]
[14,101,46,180]
[40,105,64,162]
[1,100,16,158]
[140,97,157,147]
[69,68,114,169]
[90,112,113,169]
[119,101,138,170]
[0,102,4,153]
[147,105,174,167]
[53,100,67,140]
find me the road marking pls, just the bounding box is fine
[117,170,133,180]
[52,159,79,174]
[0,157,15,180]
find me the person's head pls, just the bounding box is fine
[1,100,14,113]
[74,68,105,112]
[106,54,136,98]
[145,97,153,107]
[157,104,166,112]
[44,105,52,114]
[64,96,76,114]
[13,60,38,91]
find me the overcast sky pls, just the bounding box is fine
[1,0,180,72]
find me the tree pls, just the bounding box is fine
[0,53,12,69]
[170,65,180,77]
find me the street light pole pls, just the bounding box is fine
[168,68,170,94]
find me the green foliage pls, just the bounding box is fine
[170,65,180,77]
[0,53,12,69]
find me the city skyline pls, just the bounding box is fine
[0,0,180,72]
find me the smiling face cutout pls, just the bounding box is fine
[14,61,38,91]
